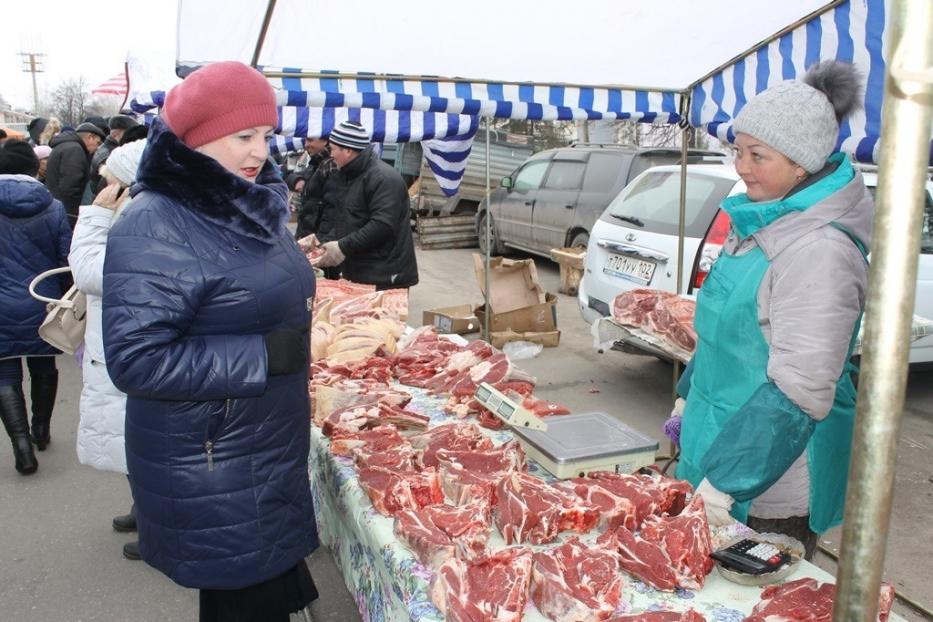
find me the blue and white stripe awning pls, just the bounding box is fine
[131,90,481,195]
[261,70,684,124]
[691,0,897,164]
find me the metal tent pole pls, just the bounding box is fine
[671,123,689,400]
[834,1,933,619]
[484,116,492,342]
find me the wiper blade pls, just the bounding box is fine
[611,214,645,227]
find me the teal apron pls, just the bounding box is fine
[676,222,864,534]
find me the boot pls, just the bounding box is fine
[113,504,137,533]
[122,540,141,561]
[0,385,38,474]
[29,371,57,451]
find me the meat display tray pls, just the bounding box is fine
[511,411,659,479]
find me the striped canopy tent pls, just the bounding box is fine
[172,0,912,182]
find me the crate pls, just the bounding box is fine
[549,247,586,296]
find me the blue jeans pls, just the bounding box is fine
[0,357,57,387]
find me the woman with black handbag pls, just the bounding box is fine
[0,140,71,474]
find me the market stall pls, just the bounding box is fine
[169,0,931,618]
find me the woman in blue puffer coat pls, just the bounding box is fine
[0,140,71,475]
[101,62,318,621]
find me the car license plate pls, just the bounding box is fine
[603,252,656,284]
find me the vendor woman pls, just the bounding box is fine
[676,60,871,559]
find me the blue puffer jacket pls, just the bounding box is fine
[102,119,318,590]
[0,175,71,359]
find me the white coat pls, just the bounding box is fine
[69,203,127,474]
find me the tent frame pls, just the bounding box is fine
[224,2,928,616]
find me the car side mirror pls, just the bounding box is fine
[500,176,513,191]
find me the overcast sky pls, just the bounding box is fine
[2,1,178,111]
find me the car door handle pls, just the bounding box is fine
[565,204,574,209]
[524,201,534,206]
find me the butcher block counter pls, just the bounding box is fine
[307,385,882,622]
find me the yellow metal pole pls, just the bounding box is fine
[834,1,933,619]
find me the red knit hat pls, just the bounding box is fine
[162,61,277,149]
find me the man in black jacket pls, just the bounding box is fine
[45,122,105,228]
[309,121,418,289]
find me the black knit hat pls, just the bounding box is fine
[328,121,370,151]
[0,140,40,176]
[27,117,48,143]
[109,115,139,131]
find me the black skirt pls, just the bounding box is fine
[198,559,319,622]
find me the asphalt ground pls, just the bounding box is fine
[0,245,930,621]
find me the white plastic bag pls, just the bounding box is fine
[503,340,543,361]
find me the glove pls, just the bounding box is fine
[663,398,685,445]
[264,328,309,376]
[311,240,346,268]
[696,478,735,527]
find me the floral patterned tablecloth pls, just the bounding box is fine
[308,387,839,622]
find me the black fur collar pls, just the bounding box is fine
[133,118,289,243]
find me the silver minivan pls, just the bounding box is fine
[477,145,723,257]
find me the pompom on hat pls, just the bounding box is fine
[162,61,278,149]
[733,60,862,173]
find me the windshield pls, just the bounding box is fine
[605,170,736,238]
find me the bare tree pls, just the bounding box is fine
[49,78,89,127]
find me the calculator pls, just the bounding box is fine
[711,539,791,575]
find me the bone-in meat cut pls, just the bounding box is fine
[530,537,626,622]
[394,500,491,569]
[431,547,534,622]
[743,577,896,622]
[598,495,712,591]
[495,472,599,545]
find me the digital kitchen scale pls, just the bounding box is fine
[473,384,659,479]
[474,382,549,431]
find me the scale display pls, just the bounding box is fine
[474,383,547,431]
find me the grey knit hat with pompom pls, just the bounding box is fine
[733,60,861,173]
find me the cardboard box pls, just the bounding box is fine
[472,253,547,314]
[485,329,561,349]
[474,295,558,334]
[423,304,480,334]
[472,252,561,347]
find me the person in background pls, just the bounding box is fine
[33,145,51,182]
[102,60,318,620]
[27,117,48,146]
[88,115,139,193]
[69,137,147,560]
[38,117,62,146]
[307,120,418,289]
[45,122,106,227]
[0,140,71,474]
[288,138,339,243]
[674,61,870,560]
